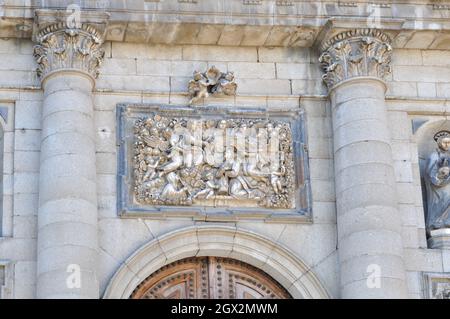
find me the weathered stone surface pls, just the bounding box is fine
[1,1,449,300]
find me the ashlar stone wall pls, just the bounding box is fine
[386,49,450,298]
[0,36,449,298]
[94,42,338,298]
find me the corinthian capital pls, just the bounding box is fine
[33,22,105,80]
[319,29,393,89]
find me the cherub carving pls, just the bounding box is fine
[188,71,210,104]
[187,66,237,104]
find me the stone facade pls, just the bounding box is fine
[0,0,449,299]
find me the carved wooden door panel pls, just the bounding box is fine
[131,257,291,299]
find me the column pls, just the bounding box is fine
[33,21,105,298]
[319,29,408,298]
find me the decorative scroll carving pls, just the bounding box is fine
[133,115,295,209]
[424,130,450,232]
[319,29,393,89]
[33,22,105,80]
[187,66,237,104]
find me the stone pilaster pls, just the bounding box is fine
[34,16,106,298]
[320,29,408,298]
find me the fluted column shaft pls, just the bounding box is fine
[320,29,408,298]
[34,23,104,298]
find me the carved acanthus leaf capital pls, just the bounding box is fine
[33,22,105,80]
[319,29,393,89]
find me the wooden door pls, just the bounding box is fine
[131,257,291,299]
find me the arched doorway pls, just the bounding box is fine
[103,226,330,299]
[131,257,292,299]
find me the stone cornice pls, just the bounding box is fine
[319,29,393,90]
[0,1,449,49]
[315,17,403,52]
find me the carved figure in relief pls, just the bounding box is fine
[424,130,450,232]
[143,157,160,182]
[133,115,295,208]
[188,71,209,104]
[270,166,285,195]
[187,66,237,104]
[159,172,190,204]
[214,72,237,96]
[158,141,184,176]
[194,172,220,200]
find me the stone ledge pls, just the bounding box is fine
[1,2,450,49]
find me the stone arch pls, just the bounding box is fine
[103,225,330,299]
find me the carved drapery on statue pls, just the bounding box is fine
[424,130,450,232]
[319,29,392,89]
[33,22,105,80]
[133,115,295,209]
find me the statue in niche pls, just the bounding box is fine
[424,130,450,232]
[133,115,295,209]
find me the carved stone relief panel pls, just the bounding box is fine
[118,104,311,222]
[423,273,450,299]
[133,116,295,209]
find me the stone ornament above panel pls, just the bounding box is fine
[188,66,237,105]
[33,22,106,80]
[118,104,311,222]
[319,29,393,89]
